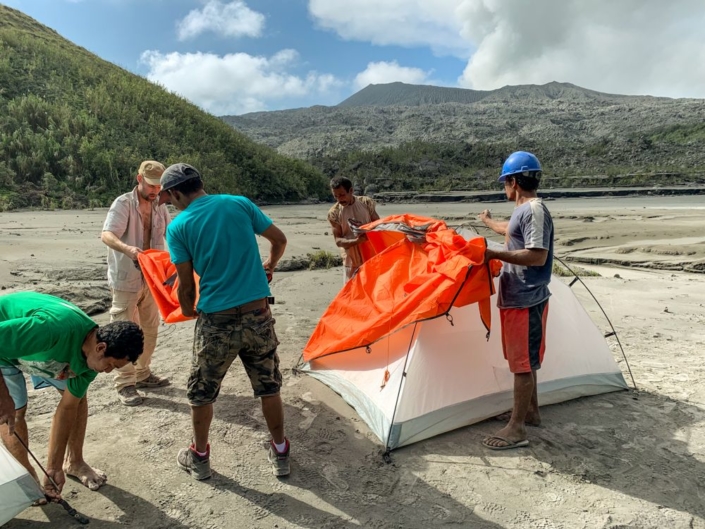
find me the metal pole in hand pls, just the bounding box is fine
[12,431,90,525]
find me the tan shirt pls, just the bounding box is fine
[103,187,171,292]
[327,196,377,271]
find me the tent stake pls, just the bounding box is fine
[382,449,393,464]
[13,432,90,525]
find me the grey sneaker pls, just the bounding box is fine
[177,445,211,480]
[268,439,290,477]
[117,385,143,406]
[136,373,170,388]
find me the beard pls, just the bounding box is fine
[139,189,157,201]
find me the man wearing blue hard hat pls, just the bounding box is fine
[478,151,554,450]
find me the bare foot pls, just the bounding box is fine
[64,461,108,491]
[494,410,542,427]
[483,424,527,449]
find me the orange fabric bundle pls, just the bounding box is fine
[137,249,200,323]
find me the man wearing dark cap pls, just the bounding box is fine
[159,163,290,480]
[101,160,172,406]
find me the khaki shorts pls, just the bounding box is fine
[187,306,282,406]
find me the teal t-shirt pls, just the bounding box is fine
[0,292,98,398]
[166,194,273,313]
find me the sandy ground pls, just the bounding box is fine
[1,196,704,529]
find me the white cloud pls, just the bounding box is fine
[140,49,343,115]
[354,61,433,89]
[455,0,705,98]
[308,0,469,57]
[177,0,265,41]
[308,0,705,98]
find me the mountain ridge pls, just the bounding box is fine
[335,81,658,108]
[221,81,705,193]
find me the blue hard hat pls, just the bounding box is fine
[498,151,542,182]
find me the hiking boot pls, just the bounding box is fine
[177,445,211,480]
[117,385,142,406]
[267,438,290,477]
[136,373,170,388]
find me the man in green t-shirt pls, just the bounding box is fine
[0,292,144,501]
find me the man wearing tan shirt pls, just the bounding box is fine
[101,160,171,405]
[327,177,380,281]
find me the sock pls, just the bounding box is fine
[190,443,209,458]
[273,439,288,454]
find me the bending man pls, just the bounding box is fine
[0,292,143,499]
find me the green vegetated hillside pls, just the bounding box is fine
[224,83,705,194]
[0,5,328,210]
[309,135,705,195]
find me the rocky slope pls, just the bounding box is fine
[221,82,705,177]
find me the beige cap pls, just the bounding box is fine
[138,160,166,185]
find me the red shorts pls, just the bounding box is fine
[499,300,549,374]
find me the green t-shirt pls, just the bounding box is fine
[0,292,98,398]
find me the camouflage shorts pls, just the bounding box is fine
[187,306,282,406]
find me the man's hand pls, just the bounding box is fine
[125,246,143,261]
[43,468,65,501]
[484,247,498,264]
[262,263,273,283]
[0,393,15,435]
[478,209,492,225]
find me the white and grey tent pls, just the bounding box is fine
[302,277,628,451]
[300,218,630,453]
[0,443,43,525]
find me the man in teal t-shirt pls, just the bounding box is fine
[159,163,291,480]
[0,292,144,501]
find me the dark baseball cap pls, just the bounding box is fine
[158,163,201,204]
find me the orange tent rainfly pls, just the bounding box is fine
[137,249,199,323]
[303,214,501,362]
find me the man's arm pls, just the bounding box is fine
[102,201,141,259]
[478,209,509,236]
[485,247,549,267]
[101,231,142,261]
[369,200,380,222]
[174,261,197,317]
[43,390,83,499]
[261,224,287,273]
[329,220,366,250]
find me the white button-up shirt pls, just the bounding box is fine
[102,187,171,292]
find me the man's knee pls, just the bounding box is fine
[14,405,28,420]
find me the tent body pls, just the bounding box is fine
[301,215,627,451]
[303,278,628,450]
[0,443,43,525]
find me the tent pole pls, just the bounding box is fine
[555,255,638,390]
[383,322,419,462]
